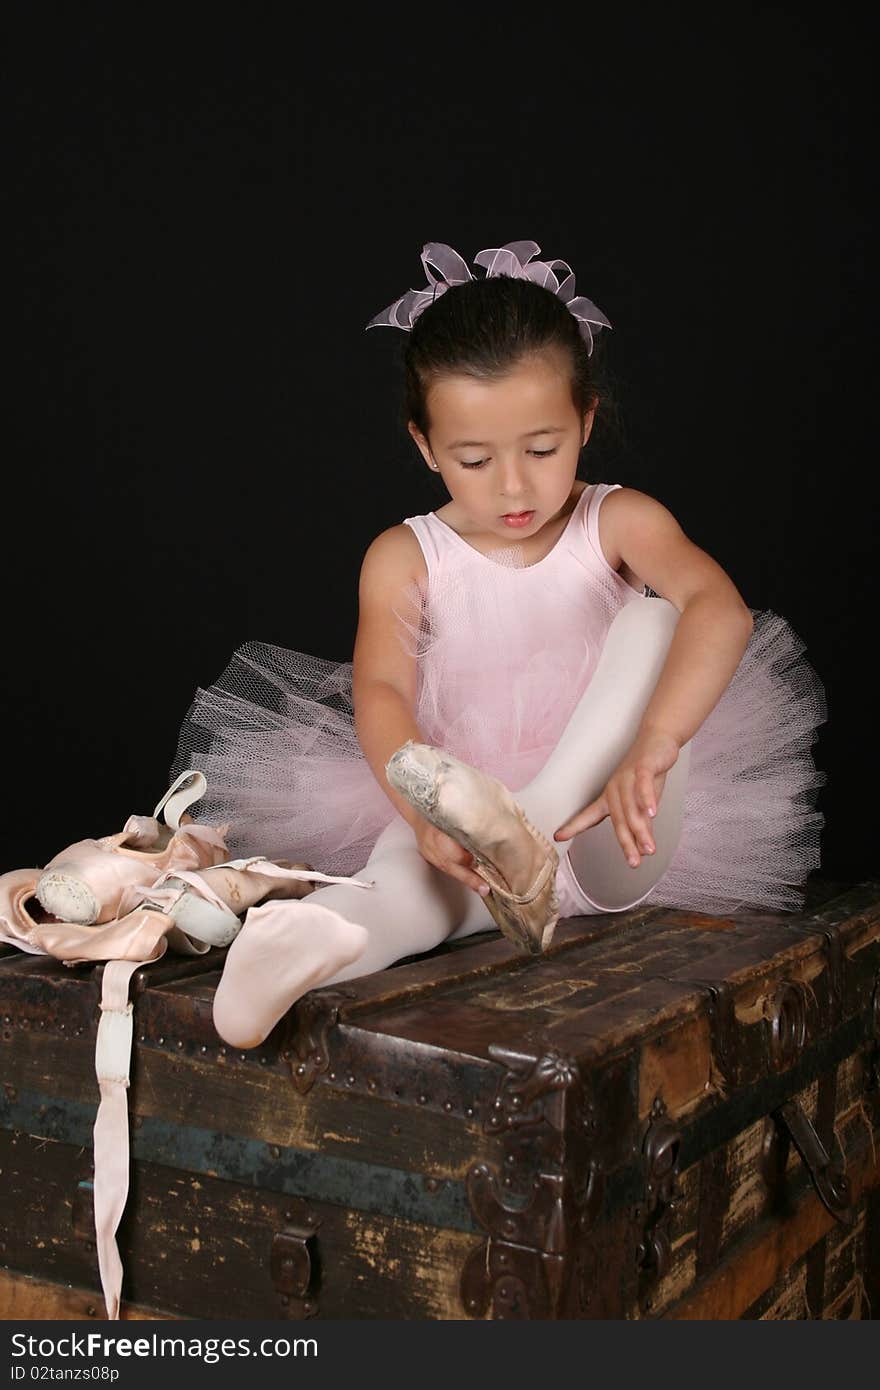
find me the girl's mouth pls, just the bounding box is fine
[501,510,535,528]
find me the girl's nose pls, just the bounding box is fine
[498,462,526,495]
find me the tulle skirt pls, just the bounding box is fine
[168,605,828,917]
[619,605,826,915]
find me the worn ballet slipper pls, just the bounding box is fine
[0,864,199,965]
[35,771,230,925]
[124,857,375,950]
[128,868,246,948]
[211,899,369,1050]
[385,740,559,955]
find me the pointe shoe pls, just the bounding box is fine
[0,863,207,965]
[125,856,375,949]
[35,771,230,926]
[385,741,559,955]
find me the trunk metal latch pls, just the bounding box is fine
[270,1220,320,1317]
[774,1098,853,1226]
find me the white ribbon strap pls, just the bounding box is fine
[152,769,207,831]
[92,951,164,1320]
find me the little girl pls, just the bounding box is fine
[171,240,826,1049]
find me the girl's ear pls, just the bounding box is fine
[408,420,435,469]
[582,404,598,448]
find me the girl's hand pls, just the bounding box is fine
[553,728,681,868]
[414,820,490,897]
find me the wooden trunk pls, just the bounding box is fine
[1,873,878,1320]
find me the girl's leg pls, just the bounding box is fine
[444,595,691,937]
[212,812,494,1048]
[519,595,690,912]
[306,813,494,977]
[213,595,689,1046]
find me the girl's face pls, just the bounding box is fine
[409,351,595,537]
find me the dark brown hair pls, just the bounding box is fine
[401,275,619,465]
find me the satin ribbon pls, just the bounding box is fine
[366,240,612,354]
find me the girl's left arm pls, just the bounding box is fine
[554,488,754,868]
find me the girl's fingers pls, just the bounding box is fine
[627,771,656,855]
[428,834,482,892]
[459,853,486,895]
[450,848,488,895]
[428,855,484,895]
[611,811,640,868]
[607,786,641,868]
[557,766,665,865]
[555,795,607,841]
[417,833,485,894]
[638,768,657,819]
[617,771,655,858]
[453,869,487,894]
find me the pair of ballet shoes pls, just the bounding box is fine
[385,741,560,956]
[30,768,316,935]
[34,770,232,926]
[0,865,205,965]
[1,853,362,965]
[2,767,375,965]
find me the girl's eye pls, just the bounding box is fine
[459,447,558,471]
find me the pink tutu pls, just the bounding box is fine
[635,605,826,914]
[169,537,827,917]
[170,642,401,878]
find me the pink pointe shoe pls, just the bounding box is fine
[385,740,559,955]
[34,770,231,926]
[0,864,203,965]
[126,856,376,949]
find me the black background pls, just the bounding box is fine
[5,9,875,882]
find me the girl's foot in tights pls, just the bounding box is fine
[212,901,369,1050]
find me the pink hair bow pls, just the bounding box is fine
[366,240,611,354]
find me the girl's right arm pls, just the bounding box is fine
[352,526,487,896]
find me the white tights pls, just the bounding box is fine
[292,595,691,986]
